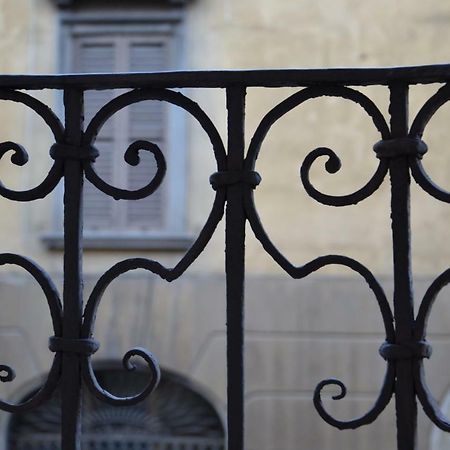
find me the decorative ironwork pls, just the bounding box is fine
[1,65,450,449]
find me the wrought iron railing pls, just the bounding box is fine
[1,65,450,449]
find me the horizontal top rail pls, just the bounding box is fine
[1,64,450,89]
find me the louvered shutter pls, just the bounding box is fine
[74,38,116,230]
[73,35,169,232]
[126,41,168,229]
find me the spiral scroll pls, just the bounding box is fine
[78,261,170,405]
[0,90,64,201]
[300,146,389,206]
[61,88,228,406]
[408,86,450,430]
[242,86,401,427]
[411,269,450,431]
[246,86,391,206]
[0,254,62,412]
[244,183,395,427]
[409,83,450,203]
[314,364,395,430]
[83,88,226,200]
[82,347,161,406]
[0,85,228,413]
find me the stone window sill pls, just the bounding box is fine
[41,231,194,251]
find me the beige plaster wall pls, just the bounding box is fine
[185,0,450,276]
[1,0,450,276]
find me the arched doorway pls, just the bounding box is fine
[8,367,224,450]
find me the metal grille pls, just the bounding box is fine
[1,65,450,449]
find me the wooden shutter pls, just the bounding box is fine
[74,38,116,230]
[73,35,169,232]
[126,41,168,229]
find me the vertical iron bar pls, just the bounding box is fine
[389,84,417,450]
[61,88,84,450]
[225,86,246,450]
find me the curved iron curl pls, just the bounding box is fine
[80,260,170,406]
[245,86,390,206]
[415,268,450,340]
[81,347,160,406]
[80,87,226,404]
[0,253,63,412]
[244,190,395,428]
[81,188,226,405]
[83,88,227,200]
[410,268,450,430]
[409,83,450,203]
[414,360,450,432]
[314,363,395,429]
[301,147,389,206]
[0,90,65,201]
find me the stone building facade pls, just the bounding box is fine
[1,0,450,449]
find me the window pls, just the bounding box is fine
[43,6,191,250]
[8,368,225,450]
[77,34,169,232]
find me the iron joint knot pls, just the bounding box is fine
[48,336,100,355]
[50,143,99,162]
[379,340,432,361]
[209,170,262,191]
[373,137,428,160]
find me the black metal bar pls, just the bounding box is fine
[225,86,246,450]
[61,88,84,450]
[1,63,450,90]
[388,84,417,450]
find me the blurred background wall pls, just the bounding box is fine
[1,0,450,449]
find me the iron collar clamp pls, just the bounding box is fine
[379,340,432,361]
[209,170,262,191]
[373,137,428,160]
[50,143,99,162]
[48,336,100,355]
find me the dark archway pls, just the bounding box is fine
[8,367,225,450]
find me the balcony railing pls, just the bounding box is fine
[1,65,450,449]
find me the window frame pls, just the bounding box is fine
[42,7,192,251]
